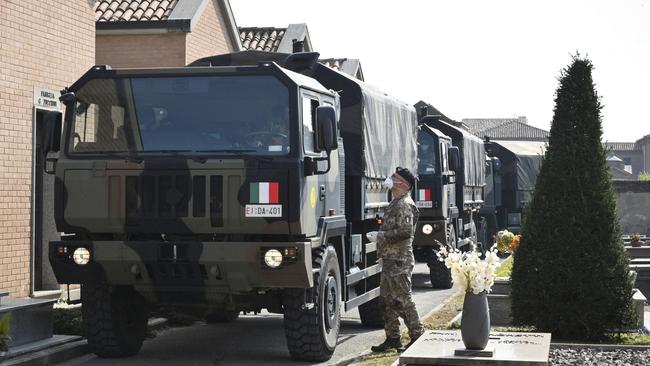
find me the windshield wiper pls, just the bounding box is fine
[195,149,257,153]
[194,149,274,162]
[144,150,208,163]
[101,152,144,164]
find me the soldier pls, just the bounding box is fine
[368,167,425,352]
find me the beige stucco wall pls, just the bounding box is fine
[0,0,96,298]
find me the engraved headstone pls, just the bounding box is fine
[399,330,551,365]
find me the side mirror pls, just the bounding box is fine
[448,146,460,172]
[43,111,62,174]
[315,105,338,153]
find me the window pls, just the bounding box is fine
[73,102,128,152]
[302,97,319,154]
[441,143,448,171]
[417,131,438,175]
[68,76,290,155]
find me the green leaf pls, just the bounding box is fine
[0,313,10,336]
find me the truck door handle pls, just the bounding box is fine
[320,185,326,201]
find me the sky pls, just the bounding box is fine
[230,0,650,142]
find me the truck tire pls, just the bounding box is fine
[428,225,455,289]
[205,310,239,323]
[358,297,384,328]
[283,246,341,362]
[82,284,148,358]
[428,258,453,289]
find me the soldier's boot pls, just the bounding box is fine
[405,332,423,350]
[370,337,404,353]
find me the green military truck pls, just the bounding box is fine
[411,103,488,288]
[44,51,418,361]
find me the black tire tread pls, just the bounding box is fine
[428,258,453,289]
[82,285,147,358]
[283,247,339,362]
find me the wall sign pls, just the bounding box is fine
[33,87,61,111]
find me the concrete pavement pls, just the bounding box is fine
[56,263,455,366]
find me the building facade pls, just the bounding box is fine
[605,135,650,178]
[0,0,96,298]
[95,0,241,68]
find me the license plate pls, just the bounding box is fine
[416,201,433,208]
[245,204,283,217]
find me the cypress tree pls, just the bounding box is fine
[511,56,634,340]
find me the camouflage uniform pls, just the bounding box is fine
[377,192,425,341]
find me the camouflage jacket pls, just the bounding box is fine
[377,191,419,263]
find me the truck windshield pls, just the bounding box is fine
[68,75,290,155]
[418,131,438,175]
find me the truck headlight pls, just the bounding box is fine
[73,247,91,266]
[422,224,433,235]
[264,249,283,268]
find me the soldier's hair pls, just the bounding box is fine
[395,167,416,188]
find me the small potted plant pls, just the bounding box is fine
[0,313,10,357]
[631,233,643,248]
[495,230,521,255]
[436,243,503,351]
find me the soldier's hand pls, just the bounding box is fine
[366,231,379,242]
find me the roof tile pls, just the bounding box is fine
[102,9,114,20]
[138,1,151,11]
[97,1,109,12]
[605,142,641,151]
[133,8,144,20]
[143,8,154,20]
[95,0,179,22]
[122,8,134,20]
[238,27,287,52]
[461,118,548,141]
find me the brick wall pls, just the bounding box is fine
[96,33,186,68]
[185,0,235,65]
[0,0,95,298]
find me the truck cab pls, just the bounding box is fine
[411,107,487,289]
[413,125,455,247]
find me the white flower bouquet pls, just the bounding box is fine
[436,244,502,294]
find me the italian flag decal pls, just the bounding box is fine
[250,182,279,204]
[418,189,431,201]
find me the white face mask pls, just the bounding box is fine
[383,176,394,189]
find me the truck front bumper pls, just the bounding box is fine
[49,240,313,292]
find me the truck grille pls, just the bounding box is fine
[122,175,223,227]
[145,262,209,281]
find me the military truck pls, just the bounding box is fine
[411,104,487,288]
[43,51,418,362]
[482,139,546,239]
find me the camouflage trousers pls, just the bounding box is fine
[380,259,425,340]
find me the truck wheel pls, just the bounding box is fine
[358,297,384,328]
[428,258,453,289]
[429,225,455,289]
[283,246,341,362]
[205,310,239,323]
[82,284,148,358]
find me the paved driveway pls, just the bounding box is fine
[57,263,455,366]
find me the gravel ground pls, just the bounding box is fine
[550,348,650,365]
